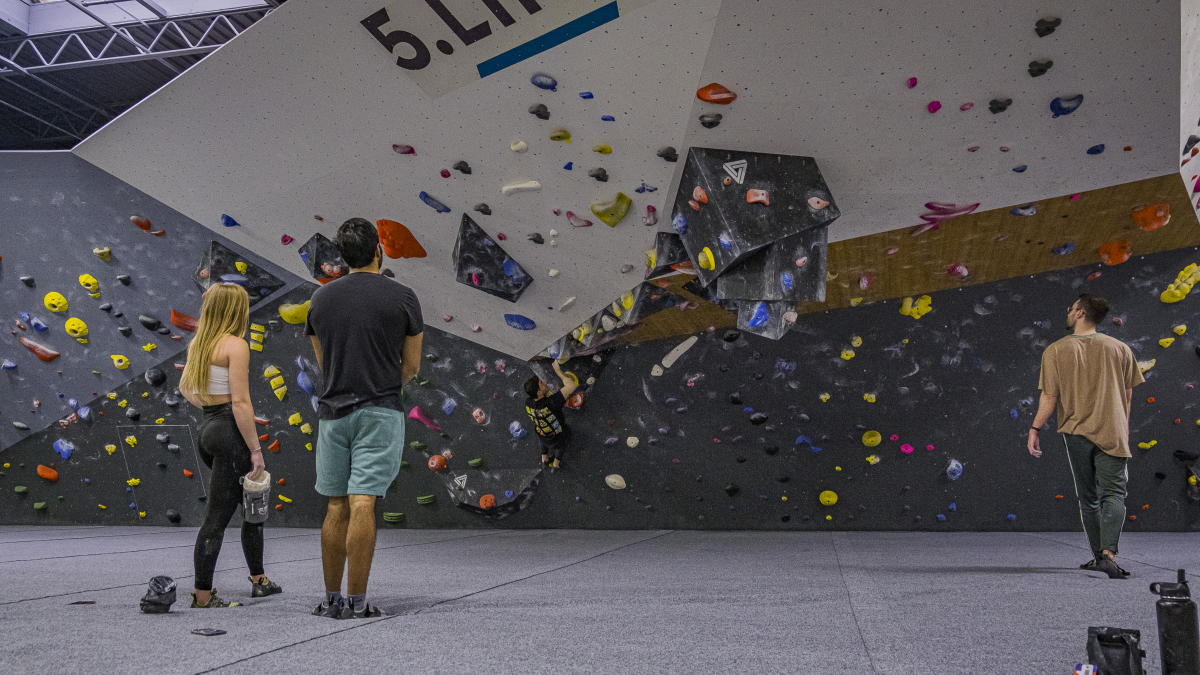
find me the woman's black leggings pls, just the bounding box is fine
[194,403,263,590]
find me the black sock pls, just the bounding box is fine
[348,593,365,611]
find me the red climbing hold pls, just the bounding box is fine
[131,215,152,232]
[170,310,198,332]
[692,186,708,204]
[20,337,60,362]
[1097,241,1132,266]
[696,82,737,104]
[1131,203,1170,231]
[376,219,428,259]
[268,439,281,453]
[427,455,446,472]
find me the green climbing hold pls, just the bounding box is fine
[400,460,409,468]
[409,441,427,451]
[416,377,431,387]
[416,494,436,505]
[468,458,484,468]
[382,512,405,523]
[590,192,632,227]
[33,501,47,511]
[14,485,28,494]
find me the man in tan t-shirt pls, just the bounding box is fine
[1028,293,1144,579]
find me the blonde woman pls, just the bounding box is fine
[179,283,281,607]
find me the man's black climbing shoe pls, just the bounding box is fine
[1094,557,1126,579]
[339,602,383,619]
[313,598,343,618]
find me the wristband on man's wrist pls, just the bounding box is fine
[250,447,263,453]
[1030,426,1041,432]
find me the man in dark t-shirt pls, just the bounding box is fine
[524,360,578,471]
[303,218,423,619]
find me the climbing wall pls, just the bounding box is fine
[4,231,1200,530]
[1179,0,1200,219]
[74,0,725,360]
[0,152,302,452]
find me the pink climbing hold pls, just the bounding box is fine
[906,77,918,89]
[471,273,481,286]
[999,146,1010,153]
[927,101,942,113]
[566,211,593,228]
[440,169,451,178]
[1070,194,1082,201]
[471,325,482,333]
[900,444,914,454]
[407,406,441,431]
[959,102,974,111]
[392,144,416,155]
[642,205,658,227]
[859,275,874,290]
[967,146,980,152]
[443,314,453,322]
[496,233,507,240]
[925,444,936,451]
[889,434,900,441]
[912,202,980,236]
[280,234,294,245]
[886,247,900,255]
[946,263,969,278]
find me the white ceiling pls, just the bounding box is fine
[75,0,1186,358]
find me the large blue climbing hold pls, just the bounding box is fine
[419,191,451,213]
[297,370,314,395]
[747,301,769,328]
[780,272,794,291]
[77,406,91,421]
[1086,144,1105,155]
[1,358,16,371]
[502,259,526,281]
[530,72,558,91]
[1050,94,1083,118]
[29,317,48,332]
[672,213,687,236]
[504,313,536,330]
[601,115,615,122]
[508,420,528,438]
[53,438,74,461]
[220,213,242,228]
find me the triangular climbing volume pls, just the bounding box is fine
[452,213,533,302]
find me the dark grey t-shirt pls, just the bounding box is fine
[303,273,423,420]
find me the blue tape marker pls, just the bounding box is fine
[477,2,620,79]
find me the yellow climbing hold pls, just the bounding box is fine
[235,261,248,274]
[250,333,264,343]
[1160,337,1175,348]
[819,392,831,403]
[105,444,116,456]
[117,399,127,408]
[819,490,838,506]
[126,478,141,487]
[142,343,157,352]
[840,348,855,360]
[826,515,833,521]
[1138,359,1156,374]
[300,423,313,435]
[592,143,612,154]
[141,392,149,398]
[250,323,265,333]
[1160,263,1200,303]
[834,465,843,472]
[278,301,311,325]
[107,392,117,400]
[155,418,165,424]
[65,317,89,344]
[124,435,137,447]
[288,413,302,426]
[278,494,293,503]
[850,336,863,348]
[269,375,285,390]
[697,247,716,271]
[98,504,107,510]
[862,393,877,403]
[849,298,864,307]
[250,343,263,352]
[865,454,881,465]
[862,430,881,447]
[111,354,130,370]
[306,443,314,452]
[549,128,571,143]
[781,495,788,502]
[273,386,287,401]
[590,192,632,227]
[899,295,933,319]
[1137,440,1157,450]
[1191,475,1198,486]
[1174,324,1187,335]
[43,291,68,313]
[138,511,147,519]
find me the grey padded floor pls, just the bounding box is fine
[0,526,1194,674]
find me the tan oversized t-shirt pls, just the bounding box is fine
[1038,332,1144,458]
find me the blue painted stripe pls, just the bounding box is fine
[476,2,620,79]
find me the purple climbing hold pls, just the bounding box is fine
[1012,165,1028,173]
[29,317,48,332]
[220,214,241,228]
[419,191,451,213]
[1052,242,1075,256]
[672,213,687,236]
[504,313,536,330]
[936,514,947,522]
[504,490,514,499]
[1,359,15,371]
[392,144,416,155]
[1010,204,1037,217]
[1050,95,1083,118]
[77,406,91,421]
[579,91,594,99]
[1086,144,1105,155]
[530,72,558,91]
[53,438,74,460]
[601,115,615,122]
[1006,513,1017,521]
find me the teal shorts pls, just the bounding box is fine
[315,407,405,497]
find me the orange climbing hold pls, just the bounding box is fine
[170,310,198,332]
[275,504,283,511]
[376,219,428,259]
[696,82,737,104]
[277,478,285,485]
[268,439,281,453]
[1146,397,1156,403]
[183,469,194,478]
[746,189,770,206]
[20,337,60,362]
[479,493,496,509]
[692,186,708,205]
[1131,202,1170,231]
[36,464,58,482]
[427,455,446,472]
[1054,494,1064,500]
[1097,241,1132,266]
[258,433,269,441]
[131,215,152,232]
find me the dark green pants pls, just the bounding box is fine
[1062,433,1129,557]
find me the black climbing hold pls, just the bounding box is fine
[656,146,678,162]
[125,407,140,420]
[1027,60,1053,77]
[722,330,740,342]
[99,303,113,313]
[12,421,30,431]
[381,268,395,278]
[753,373,764,381]
[452,160,472,174]
[718,365,729,372]
[116,274,132,286]
[1154,472,1167,480]
[735,456,746,463]
[165,509,181,524]
[117,326,133,337]
[163,395,179,408]
[473,203,492,216]
[797,413,810,423]
[587,167,609,182]
[1184,135,1200,155]
[780,515,790,523]
[113,311,123,318]
[913,515,922,522]
[156,326,171,335]
[988,98,1012,114]
[901,484,911,492]
[698,113,722,128]
[156,462,167,469]
[723,483,740,496]
[144,368,166,387]
[138,314,161,331]
[528,103,550,120]
[18,274,39,288]
[1174,449,1199,462]
[749,412,768,425]
[528,233,544,244]
[729,393,742,404]
[776,476,789,483]
[763,446,779,456]
[1194,345,1200,359]
[858,504,867,512]
[1034,16,1061,37]
[267,320,281,332]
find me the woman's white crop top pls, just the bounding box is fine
[208,364,230,395]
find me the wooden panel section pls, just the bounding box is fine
[620,173,1199,345]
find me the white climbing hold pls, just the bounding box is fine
[605,474,627,490]
[550,239,558,247]
[559,297,576,312]
[501,179,542,195]
[625,437,639,448]
[548,269,560,277]
[650,364,664,377]
[660,336,699,369]
[510,140,528,153]
[585,376,596,385]
[549,229,559,237]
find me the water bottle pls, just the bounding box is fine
[945,459,963,481]
[1150,569,1200,674]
